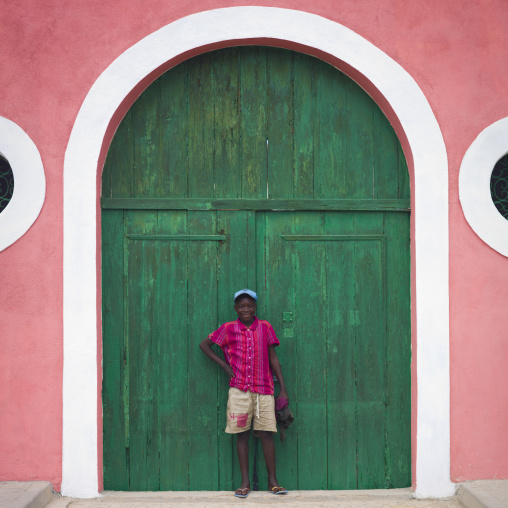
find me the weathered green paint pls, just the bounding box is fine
[126,234,227,241]
[101,198,410,211]
[281,234,386,241]
[102,46,411,491]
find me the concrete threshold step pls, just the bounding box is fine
[50,488,460,508]
[0,481,53,508]
[458,480,508,508]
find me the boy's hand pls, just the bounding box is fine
[223,364,235,378]
[276,390,289,403]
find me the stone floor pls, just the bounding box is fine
[4,480,508,508]
[50,489,461,508]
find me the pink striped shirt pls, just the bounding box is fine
[209,317,280,395]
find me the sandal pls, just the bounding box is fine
[234,487,250,498]
[270,486,288,495]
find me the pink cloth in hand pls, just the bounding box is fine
[275,397,289,411]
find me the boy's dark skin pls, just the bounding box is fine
[199,295,288,494]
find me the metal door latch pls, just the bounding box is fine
[283,311,294,338]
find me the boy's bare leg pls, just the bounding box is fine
[258,431,280,489]
[236,430,251,490]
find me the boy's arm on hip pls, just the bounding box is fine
[199,337,234,378]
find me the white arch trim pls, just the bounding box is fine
[63,7,453,498]
[0,117,45,252]
[459,117,508,256]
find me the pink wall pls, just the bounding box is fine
[1,0,507,490]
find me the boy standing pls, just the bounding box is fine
[199,289,289,498]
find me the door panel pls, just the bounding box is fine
[258,211,409,489]
[103,210,255,490]
[102,48,409,202]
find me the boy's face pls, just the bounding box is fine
[234,296,257,324]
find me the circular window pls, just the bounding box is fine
[491,153,508,220]
[0,116,46,251]
[0,155,14,214]
[459,116,508,257]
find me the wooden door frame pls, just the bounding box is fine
[62,7,452,498]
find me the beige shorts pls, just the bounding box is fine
[225,387,277,434]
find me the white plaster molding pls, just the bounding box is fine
[63,7,453,498]
[459,117,508,256]
[0,117,45,251]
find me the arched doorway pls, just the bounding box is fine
[101,46,410,490]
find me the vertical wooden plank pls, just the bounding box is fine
[187,211,219,490]
[234,210,264,493]
[324,211,357,489]
[101,156,112,199]
[398,144,410,199]
[216,210,249,490]
[249,211,266,492]
[132,79,162,198]
[314,61,348,199]
[293,54,315,199]
[188,54,215,197]
[122,211,131,480]
[102,210,129,489]
[255,211,267,307]
[157,211,190,489]
[354,213,386,489]
[216,210,250,323]
[240,47,267,198]
[384,212,411,487]
[246,210,257,291]
[373,107,399,200]
[346,80,375,199]
[267,48,294,199]
[158,62,189,198]
[214,48,242,198]
[294,212,328,489]
[103,109,134,198]
[126,211,160,490]
[224,210,260,492]
[261,211,298,490]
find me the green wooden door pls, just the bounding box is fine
[257,210,409,489]
[102,47,410,490]
[102,209,254,490]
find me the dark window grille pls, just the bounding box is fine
[0,155,14,214]
[491,153,508,220]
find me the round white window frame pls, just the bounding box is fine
[459,116,508,256]
[63,7,453,499]
[0,117,45,251]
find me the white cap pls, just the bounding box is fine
[234,289,258,301]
